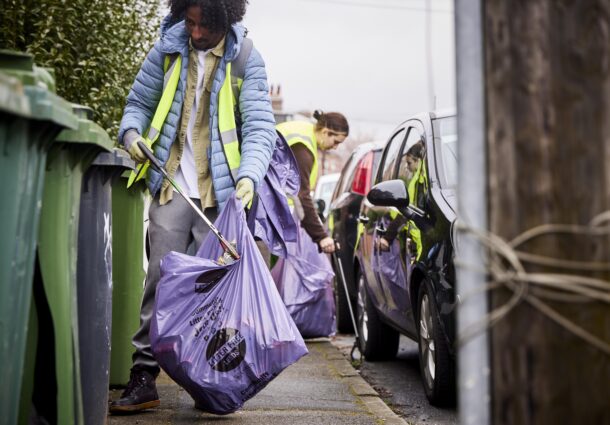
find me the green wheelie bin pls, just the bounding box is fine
[109,176,148,387]
[77,145,134,425]
[0,50,78,425]
[24,103,113,425]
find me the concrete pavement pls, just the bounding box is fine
[108,339,407,425]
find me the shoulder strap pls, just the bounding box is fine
[230,38,254,102]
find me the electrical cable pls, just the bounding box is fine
[455,214,610,356]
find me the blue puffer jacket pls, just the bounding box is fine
[118,15,276,211]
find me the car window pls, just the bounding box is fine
[319,180,337,203]
[371,150,383,183]
[331,156,350,201]
[379,128,406,182]
[332,148,366,201]
[338,153,358,195]
[432,116,458,188]
[397,127,427,208]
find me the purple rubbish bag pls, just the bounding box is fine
[271,218,336,338]
[150,196,308,415]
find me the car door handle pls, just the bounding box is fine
[357,215,369,224]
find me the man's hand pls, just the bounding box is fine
[235,178,254,208]
[319,236,335,254]
[128,140,147,163]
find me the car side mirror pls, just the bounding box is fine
[368,179,428,222]
[367,179,410,211]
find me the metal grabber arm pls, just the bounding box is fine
[137,141,240,260]
[331,241,363,364]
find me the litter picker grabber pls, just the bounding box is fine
[331,242,362,364]
[137,141,240,260]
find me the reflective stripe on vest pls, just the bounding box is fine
[220,38,253,182]
[127,54,182,187]
[218,60,241,182]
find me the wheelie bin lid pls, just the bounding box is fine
[55,104,113,152]
[0,50,55,88]
[0,72,30,118]
[92,148,135,171]
[0,50,78,130]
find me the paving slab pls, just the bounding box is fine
[108,340,407,425]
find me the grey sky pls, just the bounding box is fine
[156,0,456,140]
[243,0,456,140]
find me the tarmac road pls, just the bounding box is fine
[332,335,458,425]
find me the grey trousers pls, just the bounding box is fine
[132,195,218,371]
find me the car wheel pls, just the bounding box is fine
[417,280,455,406]
[356,270,399,360]
[334,275,355,333]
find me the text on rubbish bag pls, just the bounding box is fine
[191,297,225,340]
[206,328,247,372]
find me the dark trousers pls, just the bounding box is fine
[131,195,218,371]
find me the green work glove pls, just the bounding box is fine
[235,177,254,208]
[124,129,147,163]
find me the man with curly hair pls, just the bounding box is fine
[110,0,276,413]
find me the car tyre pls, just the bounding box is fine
[356,270,399,360]
[417,280,455,406]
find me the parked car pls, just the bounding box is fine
[327,141,385,333]
[313,172,340,219]
[354,110,457,406]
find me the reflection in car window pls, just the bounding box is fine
[380,128,406,182]
[397,128,424,183]
[432,116,457,188]
[394,128,428,262]
[398,129,428,210]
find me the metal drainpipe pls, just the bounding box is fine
[455,0,490,424]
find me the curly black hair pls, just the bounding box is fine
[168,0,249,33]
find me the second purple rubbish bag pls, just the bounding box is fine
[150,196,308,415]
[271,216,336,338]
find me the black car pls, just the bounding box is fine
[328,141,384,332]
[354,111,457,406]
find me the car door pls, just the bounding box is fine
[360,127,406,316]
[374,124,425,333]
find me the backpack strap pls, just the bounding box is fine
[230,38,253,101]
[229,38,254,145]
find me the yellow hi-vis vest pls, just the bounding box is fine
[276,121,319,188]
[127,39,254,188]
[407,160,428,260]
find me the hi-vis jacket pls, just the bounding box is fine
[118,15,276,211]
[276,121,319,188]
[407,160,428,260]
